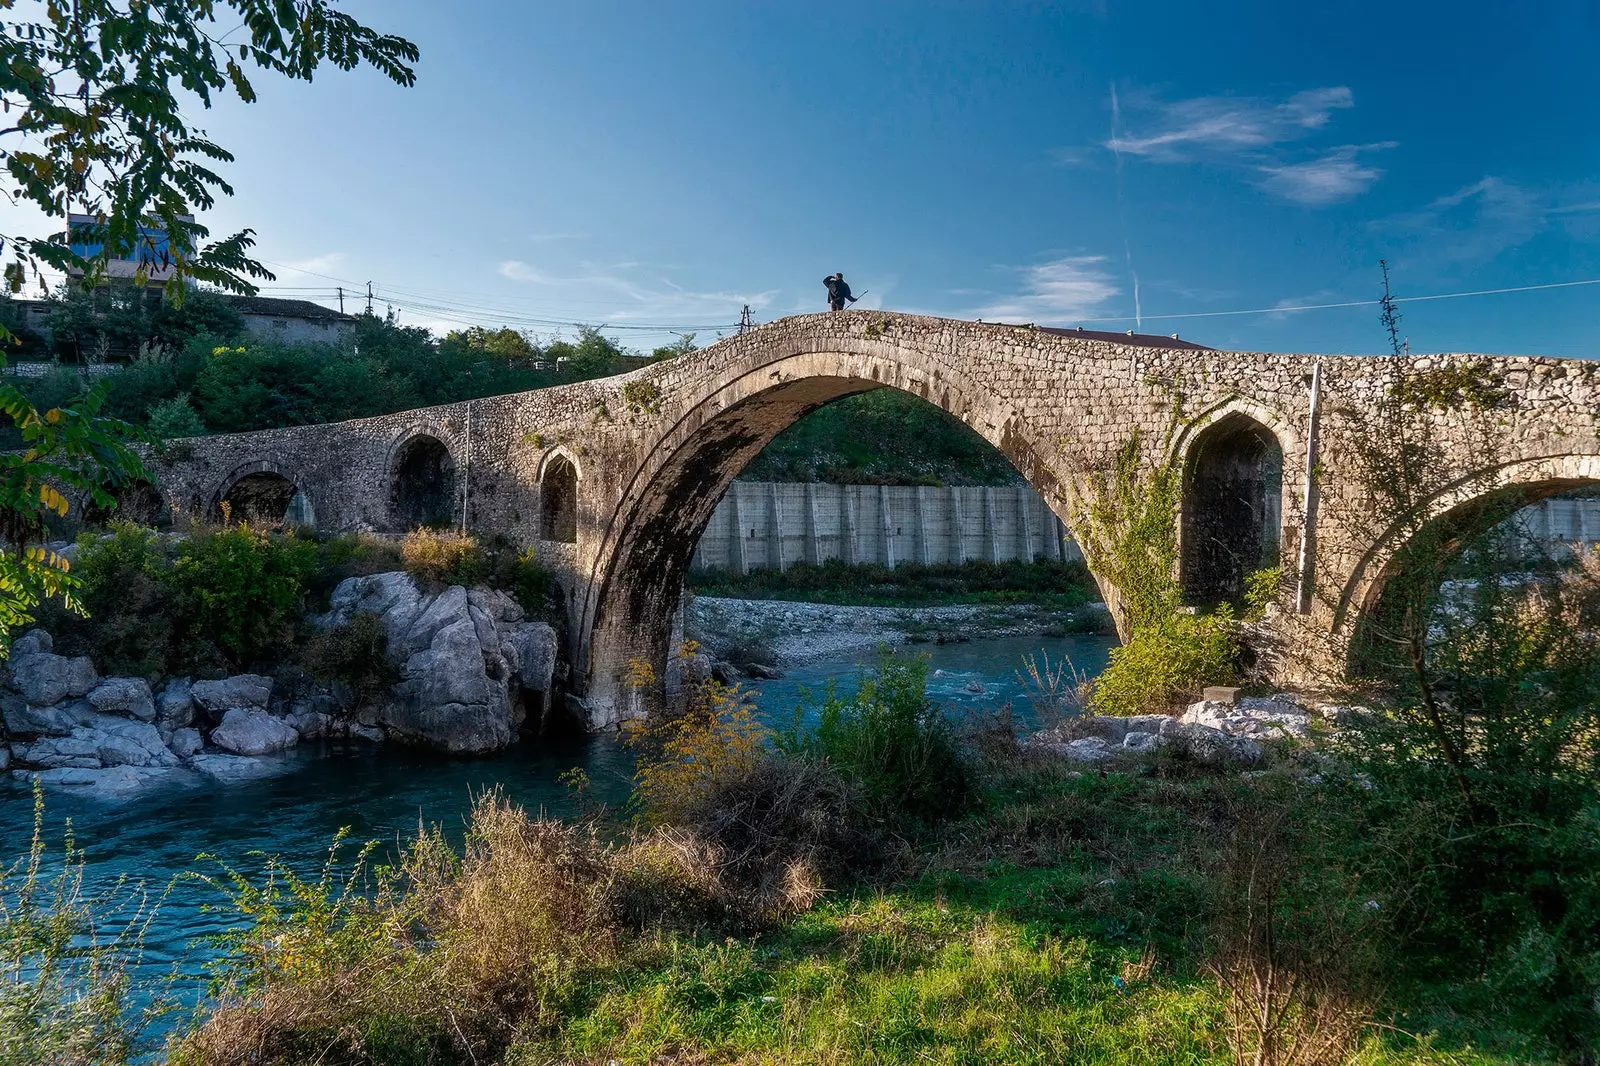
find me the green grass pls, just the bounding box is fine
[688,558,1099,609]
[497,762,1538,1066]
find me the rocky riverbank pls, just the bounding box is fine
[3,571,558,799]
[686,595,1111,671]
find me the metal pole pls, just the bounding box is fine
[1295,363,1323,614]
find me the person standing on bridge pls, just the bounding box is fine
[824,272,858,312]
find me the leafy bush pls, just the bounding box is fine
[307,532,404,609]
[44,522,175,678]
[785,650,972,824]
[1089,607,1239,716]
[145,392,206,440]
[167,525,319,669]
[300,612,399,700]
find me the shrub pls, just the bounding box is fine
[300,612,399,700]
[167,525,319,670]
[307,532,403,609]
[786,650,972,825]
[0,788,170,1063]
[400,527,484,588]
[44,521,175,678]
[1089,607,1238,716]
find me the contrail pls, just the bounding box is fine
[1109,83,1143,330]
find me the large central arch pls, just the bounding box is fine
[575,344,1082,720]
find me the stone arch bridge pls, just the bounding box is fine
[137,312,1600,728]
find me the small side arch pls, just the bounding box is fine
[387,429,458,531]
[1178,409,1286,607]
[211,460,315,528]
[1336,453,1600,647]
[538,448,580,544]
[80,481,169,529]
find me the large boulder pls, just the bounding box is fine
[11,629,51,658]
[156,678,196,729]
[1181,695,1310,741]
[9,651,97,707]
[191,675,273,719]
[191,753,290,783]
[320,573,559,754]
[88,678,157,722]
[1,695,77,738]
[209,708,298,756]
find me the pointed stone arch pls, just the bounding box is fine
[1178,410,1286,608]
[538,448,580,544]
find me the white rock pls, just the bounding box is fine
[12,764,176,797]
[191,753,290,782]
[8,652,97,707]
[1123,730,1164,753]
[156,678,195,729]
[167,727,203,759]
[191,675,274,717]
[88,677,156,721]
[2,698,77,737]
[209,708,298,756]
[16,734,101,769]
[1062,736,1113,762]
[11,629,51,658]
[81,715,178,768]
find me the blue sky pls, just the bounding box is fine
[30,1,1600,354]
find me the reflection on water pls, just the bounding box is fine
[0,629,1114,1045]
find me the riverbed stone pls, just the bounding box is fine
[80,716,179,768]
[12,764,176,796]
[9,651,97,707]
[209,708,299,756]
[191,675,273,718]
[1123,730,1163,753]
[1160,718,1263,766]
[156,678,196,729]
[347,722,385,743]
[11,629,51,658]
[289,710,336,739]
[88,677,156,722]
[17,734,102,769]
[2,697,77,737]
[167,727,203,759]
[191,753,289,782]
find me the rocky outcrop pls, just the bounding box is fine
[319,572,558,754]
[191,675,273,719]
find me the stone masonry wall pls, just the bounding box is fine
[141,311,1600,727]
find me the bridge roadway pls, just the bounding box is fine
[128,311,1600,728]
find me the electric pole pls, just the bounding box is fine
[365,281,374,316]
[738,304,754,334]
[337,286,344,313]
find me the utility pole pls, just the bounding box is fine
[365,281,374,316]
[337,286,344,313]
[738,304,754,334]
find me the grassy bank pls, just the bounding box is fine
[688,557,1098,609]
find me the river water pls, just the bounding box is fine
[0,630,1114,1044]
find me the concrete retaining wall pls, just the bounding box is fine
[689,480,1081,573]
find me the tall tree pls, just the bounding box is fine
[0,1,419,648]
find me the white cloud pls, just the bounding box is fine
[1257,143,1394,205]
[498,259,544,282]
[976,257,1121,322]
[1379,177,1550,263]
[1107,87,1354,162]
[1100,85,1391,206]
[280,252,347,278]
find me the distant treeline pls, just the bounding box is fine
[0,285,1023,486]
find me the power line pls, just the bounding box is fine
[1075,276,1600,326]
